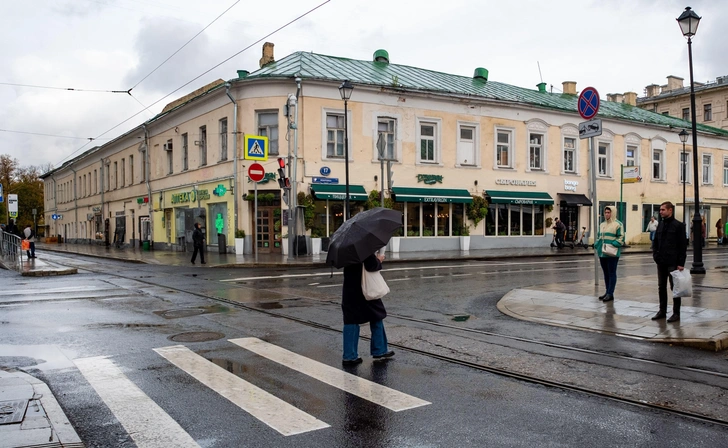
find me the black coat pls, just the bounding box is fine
[652,215,687,266]
[341,254,387,325]
[192,227,205,246]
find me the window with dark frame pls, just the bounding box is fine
[219,118,228,161]
[199,126,207,166]
[182,133,188,171]
[704,103,712,121]
[682,107,690,121]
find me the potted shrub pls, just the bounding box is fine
[234,229,245,255]
[459,226,471,251]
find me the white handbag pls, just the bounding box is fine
[602,243,618,257]
[361,265,390,301]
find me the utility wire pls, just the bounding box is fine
[0,82,129,93]
[0,129,110,141]
[129,0,240,90]
[55,0,331,166]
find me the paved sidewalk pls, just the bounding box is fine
[0,368,83,448]
[499,269,728,351]
[0,254,78,277]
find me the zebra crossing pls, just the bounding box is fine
[74,338,430,447]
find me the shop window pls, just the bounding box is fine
[496,204,508,236]
[495,129,513,169]
[452,203,465,235]
[485,203,496,236]
[422,203,435,236]
[406,203,419,236]
[208,203,228,240]
[258,112,279,156]
[598,201,627,229]
[457,124,477,166]
[509,204,521,235]
[219,118,228,161]
[534,206,544,235]
[182,133,189,171]
[643,204,661,231]
[485,204,544,236]
[522,205,533,236]
[702,153,712,184]
[392,202,404,236]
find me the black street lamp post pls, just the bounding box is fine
[677,6,705,274]
[679,129,689,227]
[339,80,354,220]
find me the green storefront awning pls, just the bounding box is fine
[486,190,554,205]
[310,184,368,201]
[392,187,473,203]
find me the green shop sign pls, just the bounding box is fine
[171,189,211,204]
[248,172,277,184]
[416,174,443,185]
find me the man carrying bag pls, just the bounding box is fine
[651,201,687,322]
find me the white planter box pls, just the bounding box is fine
[459,236,470,251]
[390,236,401,253]
[311,238,322,255]
[234,238,245,255]
[281,238,288,255]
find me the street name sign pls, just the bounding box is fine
[578,118,603,139]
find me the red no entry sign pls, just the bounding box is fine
[248,163,265,182]
[578,87,600,120]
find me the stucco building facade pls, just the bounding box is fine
[41,45,728,254]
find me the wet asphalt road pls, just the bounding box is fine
[1,251,728,447]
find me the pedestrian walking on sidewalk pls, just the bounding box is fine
[716,218,724,245]
[595,206,624,302]
[651,201,687,322]
[23,224,36,259]
[341,252,394,366]
[646,216,658,242]
[190,223,206,265]
[553,217,566,248]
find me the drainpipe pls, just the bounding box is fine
[100,158,108,245]
[51,175,57,238]
[225,83,239,234]
[70,164,78,242]
[142,125,152,247]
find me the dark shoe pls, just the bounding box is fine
[342,358,363,366]
[201,262,206,265]
[651,312,667,320]
[598,293,608,300]
[373,351,395,361]
[191,261,195,264]
[602,294,614,302]
[667,314,680,323]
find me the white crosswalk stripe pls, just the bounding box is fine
[74,356,200,448]
[229,337,431,412]
[154,345,330,436]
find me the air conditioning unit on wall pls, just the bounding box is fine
[163,142,173,150]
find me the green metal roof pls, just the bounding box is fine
[246,52,728,137]
[392,187,473,203]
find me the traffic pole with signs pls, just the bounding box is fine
[248,163,266,261]
[578,87,601,287]
[8,194,18,222]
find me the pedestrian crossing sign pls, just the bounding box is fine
[244,135,268,161]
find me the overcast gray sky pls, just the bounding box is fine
[1,0,726,169]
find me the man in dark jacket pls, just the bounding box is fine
[553,217,566,248]
[191,222,206,265]
[651,201,687,322]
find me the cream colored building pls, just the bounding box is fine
[638,75,728,130]
[41,45,728,254]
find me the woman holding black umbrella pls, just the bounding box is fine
[341,251,394,366]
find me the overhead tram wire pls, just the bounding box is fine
[0,129,110,141]
[129,0,241,91]
[54,0,332,166]
[0,82,129,93]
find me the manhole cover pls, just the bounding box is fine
[0,400,28,425]
[169,332,225,342]
[159,309,206,319]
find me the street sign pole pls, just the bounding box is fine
[578,86,601,289]
[254,180,258,263]
[590,137,599,287]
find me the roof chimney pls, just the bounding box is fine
[562,81,577,95]
[666,75,684,91]
[259,42,275,68]
[373,49,389,64]
[237,70,249,79]
[623,92,637,106]
[645,84,660,98]
[473,67,488,82]
[536,82,547,93]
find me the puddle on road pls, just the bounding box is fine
[0,344,76,372]
[154,304,233,319]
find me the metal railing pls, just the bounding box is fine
[1,229,23,268]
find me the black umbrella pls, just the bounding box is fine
[325,207,403,268]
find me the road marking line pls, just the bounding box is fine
[74,356,200,448]
[154,345,329,436]
[316,284,340,288]
[452,273,473,277]
[421,275,444,279]
[387,278,412,282]
[229,337,431,412]
[308,282,320,286]
[222,272,343,282]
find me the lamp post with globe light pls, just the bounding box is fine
[338,80,354,219]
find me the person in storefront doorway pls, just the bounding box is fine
[553,217,566,248]
[595,206,624,302]
[191,222,206,265]
[646,216,658,242]
[651,201,687,322]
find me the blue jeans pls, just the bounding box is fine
[649,231,655,241]
[599,257,619,295]
[343,320,388,361]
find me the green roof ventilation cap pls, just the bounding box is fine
[537,82,547,93]
[473,67,488,82]
[237,70,249,79]
[373,49,389,64]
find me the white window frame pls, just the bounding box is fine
[723,156,728,186]
[456,121,479,167]
[702,152,713,185]
[624,133,641,168]
[679,150,692,184]
[561,125,579,175]
[596,140,612,178]
[650,138,667,182]
[372,113,401,162]
[416,117,442,165]
[526,119,548,172]
[321,108,350,161]
[494,126,515,169]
